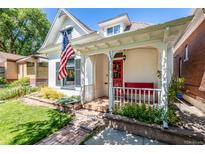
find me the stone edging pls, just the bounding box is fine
[104,114,205,145]
[23,95,82,112]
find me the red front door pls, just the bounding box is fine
[113,60,123,87]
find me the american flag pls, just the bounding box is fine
[58,31,74,80]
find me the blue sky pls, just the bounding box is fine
[42,8,192,30]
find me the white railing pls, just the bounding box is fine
[113,87,161,109]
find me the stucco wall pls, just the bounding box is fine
[123,48,159,87]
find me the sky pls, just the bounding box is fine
[42,8,192,31]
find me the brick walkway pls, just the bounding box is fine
[175,99,205,136]
[36,109,106,145]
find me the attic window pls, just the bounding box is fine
[106,25,121,36]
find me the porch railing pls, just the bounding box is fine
[113,87,161,109]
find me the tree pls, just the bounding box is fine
[0,9,50,56]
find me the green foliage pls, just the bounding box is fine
[8,77,29,87]
[0,86,38,100]
[167,105,179,126]
[40,87,64,100]
[0,100,72,144]
[114,104,178,126]
[0,77,6,84]
[57,96,81,105]
[0,9,50,55]
[168,77,184,103]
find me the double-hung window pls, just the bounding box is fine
[56,58,81,89]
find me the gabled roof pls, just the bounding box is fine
[98,13,130,25]
[16,54,48,63]
[40,8,94,49]
[0,51,25,61]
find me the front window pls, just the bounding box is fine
[64,58,75,87]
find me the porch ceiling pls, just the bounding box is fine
[73,16,193,54]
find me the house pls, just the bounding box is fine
[0,51,25,82]
[0,51,48,86]
[16,54,48,86]
[38,9,192,119]
[174,8,205,112]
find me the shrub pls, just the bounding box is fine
[0,86,38,100]
[9,77,30,87]
[57,95,80,105]
[167,105,179,126]
[0,77,7,84]
[114,104,178,126]
[168,77,184,103]
[40,87,64,100]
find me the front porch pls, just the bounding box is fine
[73,17,191,120]
[81,47,163,112]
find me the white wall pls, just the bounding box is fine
[55,17,87,44]
[123,48,159,88]
[46,14,87,96]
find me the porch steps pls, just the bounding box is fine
[83,98,109,113]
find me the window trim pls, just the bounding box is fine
[184,45,189,62]
[106,24,121,36]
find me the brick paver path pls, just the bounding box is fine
[36,109,106,145]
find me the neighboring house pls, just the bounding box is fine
[16,54,48,86]
[174,8,205,112]
[38,9,192,114]
[0,51,48,86]
[0,51,24,82]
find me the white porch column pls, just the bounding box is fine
[80,55,86,104]
[107,50,114,112]
[160,43,169,128]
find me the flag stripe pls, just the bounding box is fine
[58,31,74,80]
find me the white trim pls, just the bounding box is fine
[174,9,205,52]
[183,44,189,62]
[40,8,92,50]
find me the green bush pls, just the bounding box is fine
[167,105,179,125]
[0,86,38,100]
[57,95,80,105]
[0,77,7,84]
[40,87,64,100]
[114,104,178,126]
[9,77,30,87]
[168,77,184,103]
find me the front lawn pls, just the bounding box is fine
[0,100,72,145]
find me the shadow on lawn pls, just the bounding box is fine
[9,110,71,145]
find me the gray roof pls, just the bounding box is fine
[124,22,152,32]
[0,51,25,61]
[98,13,130,24]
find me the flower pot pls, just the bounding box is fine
[176,93,183,99]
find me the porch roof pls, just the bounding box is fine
[72,16,193,54]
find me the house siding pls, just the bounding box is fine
[174,20,205,106]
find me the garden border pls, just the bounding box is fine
[22,94,82,113]
[104,114,205,145]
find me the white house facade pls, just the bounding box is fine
[39,9,193,124]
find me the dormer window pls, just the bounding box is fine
[106,24,121,36]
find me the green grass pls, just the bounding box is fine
[0,100,72,145]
